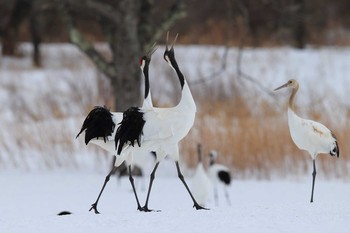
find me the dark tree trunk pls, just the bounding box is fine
[293,0,307,49]
[2,29,17,55]
[1,0,32,56]
[109,0,141,111]
[29,15,42,67]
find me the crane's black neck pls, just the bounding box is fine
[166,51,185,89]
[171,60,185,89]
[143,61,150,99]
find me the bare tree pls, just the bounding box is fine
[54,0,186,111]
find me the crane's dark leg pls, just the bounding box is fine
[224,186,231,206]
[128,165,143,211]
[310,159,317,203]
[142,162,160,212]
[90,156,117,214]
[213,186,218,206]
[175,161,209,210]
[116,162,128,187]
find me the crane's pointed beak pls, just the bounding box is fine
[274,82,289,91]
[147,42,158,58]
[170,33,179,50]
[166,31,170,51]
[165,32,178,52]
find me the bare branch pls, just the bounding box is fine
[189,0,275,99]
[145,0,187,50]
[59,3,115,78]
[189,45,230,86]
[233,0,275,97]
[60,0,121,25]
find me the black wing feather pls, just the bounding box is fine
[218,170,231,185]
[76,106,115,145]
[115,107,145,155]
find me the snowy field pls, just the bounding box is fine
[0,171,349,233]
[1,44,350,232]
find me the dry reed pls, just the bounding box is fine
[180,96,348,179]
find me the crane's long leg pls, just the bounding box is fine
[175,161,209,210]
[310,159,317,203]
[213,186,218,206]
[224,186,231,206]
[90,156,117,214]
[141,161,160,212]
[128,165,143,211]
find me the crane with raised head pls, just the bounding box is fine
[114,33,207,211]
[76,44,158,213]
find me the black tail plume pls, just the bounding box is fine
[76,106,115,145]
[115,107,145,155]
[332,140,340,158]
[330,133,340,158]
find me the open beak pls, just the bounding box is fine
[166,31,179,51]
[147,42,158,58]
[274,82,289,91]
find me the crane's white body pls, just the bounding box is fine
[115,73,196,165]
[287,108,337,159]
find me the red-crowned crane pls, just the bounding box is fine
[274,79,339,203]
[208,150,231,206]
[191,144,212,207]
[76,44,157,213]
[114,33,207,211]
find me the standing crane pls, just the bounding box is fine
[76,44,158,213]
[274,79,339,203]
[208,150,231,206]
[114,33,207,211]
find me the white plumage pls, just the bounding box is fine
[274,79,339,203]
[288,108,337,158]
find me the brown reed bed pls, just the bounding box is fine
[179,98,348,179]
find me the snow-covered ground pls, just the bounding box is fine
[0,171,349,233]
